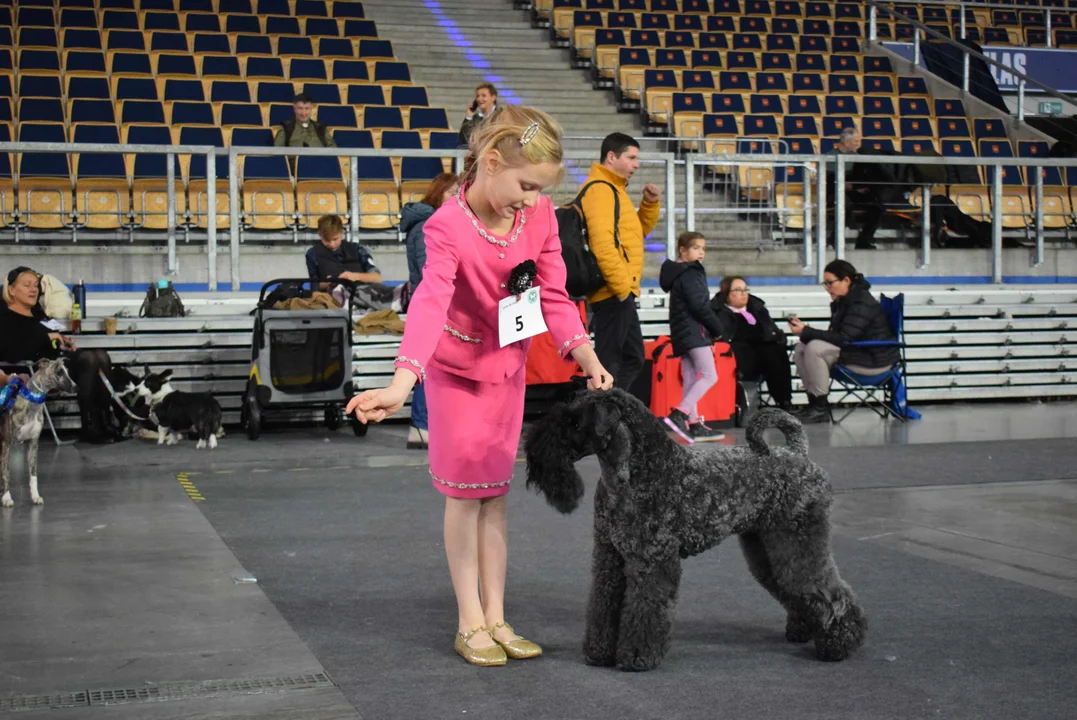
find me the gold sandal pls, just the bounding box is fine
[491,622,543,660]
[454,626,507,667]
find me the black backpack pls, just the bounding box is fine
[140,281,186,318]
[555,180,622,299]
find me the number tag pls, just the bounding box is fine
[498,287,548,347]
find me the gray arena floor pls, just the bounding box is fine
[1,403,1076,720]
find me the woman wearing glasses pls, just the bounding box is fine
[786,260,900,423]
[712,276,794,412]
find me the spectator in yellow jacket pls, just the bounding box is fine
[578,132,662,391]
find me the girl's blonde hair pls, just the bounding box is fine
[461,104,564,185]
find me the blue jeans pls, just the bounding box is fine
[410,382,428,430]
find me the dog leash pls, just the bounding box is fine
[0,377,48,417]
[97,370,149,422]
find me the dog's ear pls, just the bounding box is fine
[143,364,152,377]
[593,399,622,438]
[160,369,173,381]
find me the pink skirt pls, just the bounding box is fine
[425,365,526,499]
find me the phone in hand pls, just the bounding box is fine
[470,99,479,113]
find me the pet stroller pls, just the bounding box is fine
[242,278,367,440]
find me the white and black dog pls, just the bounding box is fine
[136,367,222,450]
[104,364,152,437]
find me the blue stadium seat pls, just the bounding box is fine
[151,33,190,52]
[942,139,976,159]
[773,18,800,34]
[18,50,61,73]
[334,1,367,18]
[179,126,230,181]
[799,35,828,53]
[185,13,221,33]
[278,37,315,57]
[787,95,822,114]
[836,2,862,19]
[795,53,826,72]
[739,16,767,34]
[775,1,801,16]
[713,0,742,14]
[231,127,275,147]
[901,140,937,156]
[767,34,795,52]
[319,38,356,58]
[0,50,11,73]
[979,140,1023,186]
[642,13,671,31]
[902,117,934,139]
[100,0,137,7]
[744,114,781,136]
[655,49,687,68]
[833,37,861,53]
[68,76,111,101]
[141,0,179,9]
[711,94,746,114]
[691,50,723,69]
[266,103,293,126]
[194,34,233,56]
[334,129,375,149]
[209,81,253,103]
[727,52,758,70]
[102,10,140,30]
[66,51,108,75]
[289,58,328,81]
[1018,141,1064,186]
[119,100,167,124]
[226,16,263,34]
[246,58,286,80]
[72,124,127,180]
[162,79,206,102]
[364,106,405,129]
[762,52,792,71]
[70,99,116,124]
[19,74,63,101]
[256,82,297,104]
[974,119,1008,140]
[409,108,449,130]
[864,56,894,74]
[296,0,330,17]
[428,131,459,151]
[792,73,824,93]
[343,19,378,37]
[664,31,696,49]
[18,7,56,27]
[333,60,371,82]
[706,113,740,135]
[347,84,386,106]
[219,103,264,127]
[782,115,820,137]
[937,117,972,139]
[864,75,896,95]
[756,72,790,92]
[822,116,857,136]
[301,82,342,104]
[750,94,784,114]
[258,0,292,14]
[391,86,429,107]
[170,101,217,126]
[105,30,146,51]
[124,134,177,198]
[181,0,217,11]
[682,71,716,90]
[19,99,65,123]
[675,13,704,32]
[698,32,728,49]
[733,33,763,50]
[305,18,340,37]
[862,117,897,138]
[144,12,182,32]
[834,20,861,36]
[18,29,59,51]
[220,0,254,12]
[266,16,302,36]
[804,19,831,35]
[898,76,929,96]
[672,92,705,116]
[899,97,931,116]
[115,77,160,101]
[830,54,861,73]
[719,71,751,92]
[863,96,896,116]
[374,62,412,84]
[236,35,274,56]
[317,105,358,128]
[19,123,70,178]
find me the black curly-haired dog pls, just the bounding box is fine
[525,389,866,671]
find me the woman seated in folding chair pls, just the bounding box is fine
[712,275,794,412]
[787,260,901,423]
[1,267,120,444]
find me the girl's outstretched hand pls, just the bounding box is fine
[585,362,614,391]
[345,383,410,424]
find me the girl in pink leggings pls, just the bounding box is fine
[657,232,728,443]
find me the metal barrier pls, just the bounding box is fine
[0,143,677,291]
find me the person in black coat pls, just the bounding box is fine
[788,260,901,423]
[711,276,793,410]
[657,233,728,442]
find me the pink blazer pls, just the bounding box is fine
[394,195,590,384]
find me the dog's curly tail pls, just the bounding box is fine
[745,408,809,456]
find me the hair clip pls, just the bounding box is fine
[519,122,541,147]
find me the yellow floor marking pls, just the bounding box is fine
[176,473,205,502]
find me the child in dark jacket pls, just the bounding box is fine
[658,232,727,443]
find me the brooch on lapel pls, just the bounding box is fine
[507,260,538,295]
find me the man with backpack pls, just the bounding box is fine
[574,133,661,392]
[273,93,336,149]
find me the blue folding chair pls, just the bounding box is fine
[830,293,920,423]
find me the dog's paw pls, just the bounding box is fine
[1,492,13,508]
[196,439,206,450]
[615,649,663,672]
[786,616,813,644]
[584,653,617,667]
[31,495,44,506]
[813,607,867,662]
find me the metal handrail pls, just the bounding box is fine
[869,0,1077,114]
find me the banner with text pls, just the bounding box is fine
[883,42,1077,93]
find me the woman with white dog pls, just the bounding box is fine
[1,267,121,443]
[347,106,613,667]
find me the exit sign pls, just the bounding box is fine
[1039,101,1063,116]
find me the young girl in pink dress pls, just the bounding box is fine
[346,105,613,667]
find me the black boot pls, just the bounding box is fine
[777,400,795,413]
[796,394,832,424]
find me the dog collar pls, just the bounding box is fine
[0,377,48,415]
[97,370,149,421]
